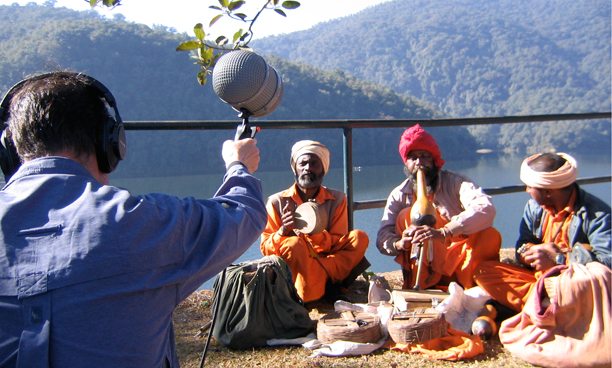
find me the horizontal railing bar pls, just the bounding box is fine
[353,176,611,211]
[123,112,611,131]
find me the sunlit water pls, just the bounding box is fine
[112,152,611,290]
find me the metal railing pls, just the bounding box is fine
[124,112,612,229]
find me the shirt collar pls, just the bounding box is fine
[5,157,95,186]
[279,183,335,205]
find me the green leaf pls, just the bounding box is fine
[197,70,207,86]
[282,1,300,9]
[199,46,214,62]
[218,0,229,8]
[194,23,205,41]
[209,5,222,10]
[176,41,201,51]
[89,0,97,7]
[272,0,279,5]
[232,29,243,43]
[239,31,250,41]
[209,14,223,27]
[228,0,245,11]
[215,35,228,44]
[234,13,247,20]
[274,8,287,17]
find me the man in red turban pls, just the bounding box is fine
[376,124,501,290]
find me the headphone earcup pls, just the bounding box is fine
[97,117,127,173]
[0,129,20,181]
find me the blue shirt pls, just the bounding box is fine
[0,157,267,367]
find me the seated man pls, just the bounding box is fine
[376,124,501,290]
[474,152,611,312]
[260,140,369,303]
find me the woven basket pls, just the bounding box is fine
[388,307,447,344]
[317,311,382,344]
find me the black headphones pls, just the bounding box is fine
[0,72,127,181]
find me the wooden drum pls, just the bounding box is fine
[294,201,328,235]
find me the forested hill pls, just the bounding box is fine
[0,4,469,178]
[253,0,611,153]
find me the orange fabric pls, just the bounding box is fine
[393,207,501,290]
[541,189,576,250]
[260,185,368,302]
[474,261,541,312]
[385,322,484,360]
[499,263,612,368]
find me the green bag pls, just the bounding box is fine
[211,255,315,349]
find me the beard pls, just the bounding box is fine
[296,171,324,190]
[405,164,439,195]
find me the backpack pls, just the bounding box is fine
[211,255,316,349]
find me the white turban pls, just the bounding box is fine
[290,140,330,174]
[520,152,578,189]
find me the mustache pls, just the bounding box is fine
[413,164,432,173]
[299,171,317,179]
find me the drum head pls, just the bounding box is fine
[294,201,327,234]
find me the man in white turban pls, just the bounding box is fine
[260,140,369,303]
[474,152,611,312]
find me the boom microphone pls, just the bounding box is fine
[212,50,284,119]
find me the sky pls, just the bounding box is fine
[0,0,393,39]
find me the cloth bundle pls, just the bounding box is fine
[500,262,611,368]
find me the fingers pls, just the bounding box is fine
[280,203,295,230]
[221,138,260,173]
[405,226,439,244]
[523,249,556,271]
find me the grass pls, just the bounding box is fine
[172,249,537,367]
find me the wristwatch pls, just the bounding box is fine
[555,253,566,265]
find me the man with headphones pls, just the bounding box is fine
[0,71,267,367]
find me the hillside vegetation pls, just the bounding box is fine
[253,0,611,153]
[1,4,470,178]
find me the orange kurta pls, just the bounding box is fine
[260,184,369,302]
[394,206,501,290]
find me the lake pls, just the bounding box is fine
[111,152,611,290]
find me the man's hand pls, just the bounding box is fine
[222,138,260,173]
[522,243,558,271]
[280,201,296,236]
[394,225,445,252]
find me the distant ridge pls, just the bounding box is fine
[253,0,611,153]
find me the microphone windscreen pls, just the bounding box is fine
[212,50,284,118]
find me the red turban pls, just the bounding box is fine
[398,124,445,168]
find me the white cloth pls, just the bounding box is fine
[290,140,330,174]
[435,282,491,334]
[520,152,578,189]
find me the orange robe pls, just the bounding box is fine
[395,206,501,290]
[260,184,369,302]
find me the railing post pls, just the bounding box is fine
[343,127,354,230]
